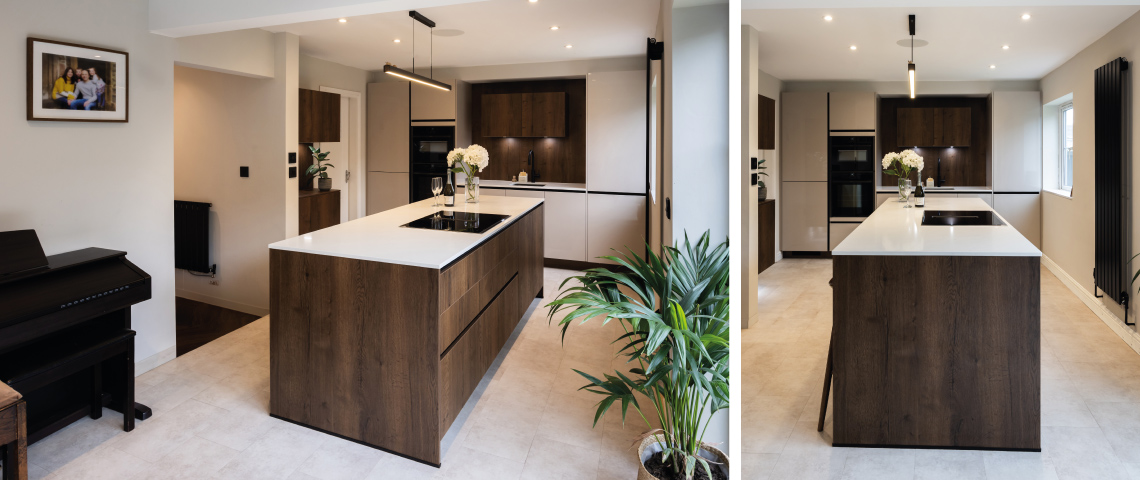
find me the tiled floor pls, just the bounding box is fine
[23,268,650,480]
[743,258,1140,480]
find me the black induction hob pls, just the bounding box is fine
[921,210,1005,226]
[400,211,510,234]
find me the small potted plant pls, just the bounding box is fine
[306,145,335,191]
[547,232,730,480]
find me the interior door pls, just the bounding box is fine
[319,96,352,223]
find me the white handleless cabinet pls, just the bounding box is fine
[586,71,647,194]
[993,193,1041,248]
[781,92,828,182]
[829,223,860,251]
[992,91,1043,192]
[544,192,587,261]
[587,194,646,264]
[410,79,456,121]
[956,193,993,207]
[479,188,505,196]
[367,83,410,173]
[503,190,545,199]
[366,172,409,215]
[829,92,877,131]
[781,182,828,252]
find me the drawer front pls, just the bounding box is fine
[439,251,518,354]
[439,278,519,435]
[439,220,520,313]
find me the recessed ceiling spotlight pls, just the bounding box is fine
[529,0,538,3]
[850,45,857,50]
[824,15,833,21]
[1002,45,1010,50]
[394,39,401,43]
[338,18,347,23]
[94,55,101,58]
[550,26,559,31]
[1021,14,1031,20]
[990,64,997,69]
[565,44,573,49]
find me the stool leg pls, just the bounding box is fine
[3,402,28,480]
[817,340,833,433]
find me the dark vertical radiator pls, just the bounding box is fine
[1094,57,1130,313]
[174,200,213,274]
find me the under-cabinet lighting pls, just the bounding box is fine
[383,64,452,91]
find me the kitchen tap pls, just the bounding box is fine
[527,150,540,182]
[937,156,946,186]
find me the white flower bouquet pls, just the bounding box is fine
[882,149,924,201]
[447,145,490,203]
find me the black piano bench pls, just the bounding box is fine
[0,383,27,480]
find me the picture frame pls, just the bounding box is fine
[27,37,128,122]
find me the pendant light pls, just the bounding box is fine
[908,14,916,99]
[384,10,452,91]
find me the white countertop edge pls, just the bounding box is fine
[269,198,543,270]
[832,250,1042,257]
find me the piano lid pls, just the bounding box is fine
[0,230,48,277]
[0,247,151,330]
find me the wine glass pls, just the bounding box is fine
[431,177,443,207]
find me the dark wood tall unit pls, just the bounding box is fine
[270,205,545,466]
[758,199,776,274]
[298,189,340,235]
[298,89,341,144]
[758,95,776,150]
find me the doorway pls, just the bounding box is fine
[318,86,365,221]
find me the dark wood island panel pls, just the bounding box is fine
[831,255,1041,451]
[269,205,544,466]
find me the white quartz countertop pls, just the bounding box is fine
[269,196,543,269]
[876,186,993,193]
[832,197,1041,257]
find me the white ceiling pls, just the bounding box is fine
[263,0,661,71]
[743,5,1140,81]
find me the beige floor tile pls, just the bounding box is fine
[144,435,240,479]
[27,411,127,474]
[741,396,807,454]
[520,436,599,480]
[981,451,1058,480]
[535,393,607,452]
[214,422,330,480]
[48,444,150,480]
[435,446,524,480]
[295,437,386,480]
[1042,426,1130,480]
[840,449,916,480]
[106,398,225,460]
[913,450,985,480]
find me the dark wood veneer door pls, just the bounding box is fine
[531,92,566,137]
[481,94,511,137]
[758,95,776,150]
[508,93,534,137]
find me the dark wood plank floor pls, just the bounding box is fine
[176,297,260,356]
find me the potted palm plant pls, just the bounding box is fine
[306,145,335,191]
[547,232,730,480]
[757,158,769,201]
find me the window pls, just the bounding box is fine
[1060,102,1074,191]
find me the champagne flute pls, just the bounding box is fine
[431,177,443,207]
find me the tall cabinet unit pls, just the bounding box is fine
[992,91,1043,248]
[781,91,829,252]
[367,83,410,215]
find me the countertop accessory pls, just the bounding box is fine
[518,172,528,183]
[446,144,489,204]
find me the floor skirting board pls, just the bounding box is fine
[1042,254,1140,355]
[135,345,177,375]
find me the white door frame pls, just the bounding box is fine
[319,86,366,220]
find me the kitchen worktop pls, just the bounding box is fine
[269,196,543,269]
[875,186,993,193]
[475,179,587,192]
[832,197,1040,257]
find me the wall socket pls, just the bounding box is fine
[209,280,219,286]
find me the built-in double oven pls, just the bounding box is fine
[828,133,876,220]
[410,125,455,203]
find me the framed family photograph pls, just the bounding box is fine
[27,37,128,122]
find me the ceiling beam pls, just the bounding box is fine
[149,0,488,37]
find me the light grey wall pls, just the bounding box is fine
[671,3,730,243]
[0,0,177,371]
[1040,10,1140,329]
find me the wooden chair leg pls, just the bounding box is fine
[2,402,28,480]
[817,340,833,433]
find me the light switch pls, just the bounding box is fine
[240,166,249,178]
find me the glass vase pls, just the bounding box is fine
[465,176,480,204]
[898,178,911,205]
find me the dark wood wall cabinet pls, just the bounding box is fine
[269,205,544,466]
[758,199,776,274]
[298,89,341,143]
[481,92,566,138]
[758,95,776,150]
[879,97,991,187]
[832,255,1040,451]
[470,80,585,183]
[298,189,340,235]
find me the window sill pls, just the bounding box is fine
[1044,188,1072,199]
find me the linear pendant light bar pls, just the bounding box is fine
[907,14,916,99]
[908,62,916,99]
[384,64,452,91]
[384,10,453,91]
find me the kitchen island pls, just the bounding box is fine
[830,197,1041,451]
[268,196,544,466]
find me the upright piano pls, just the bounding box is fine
[0,230,152,444]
